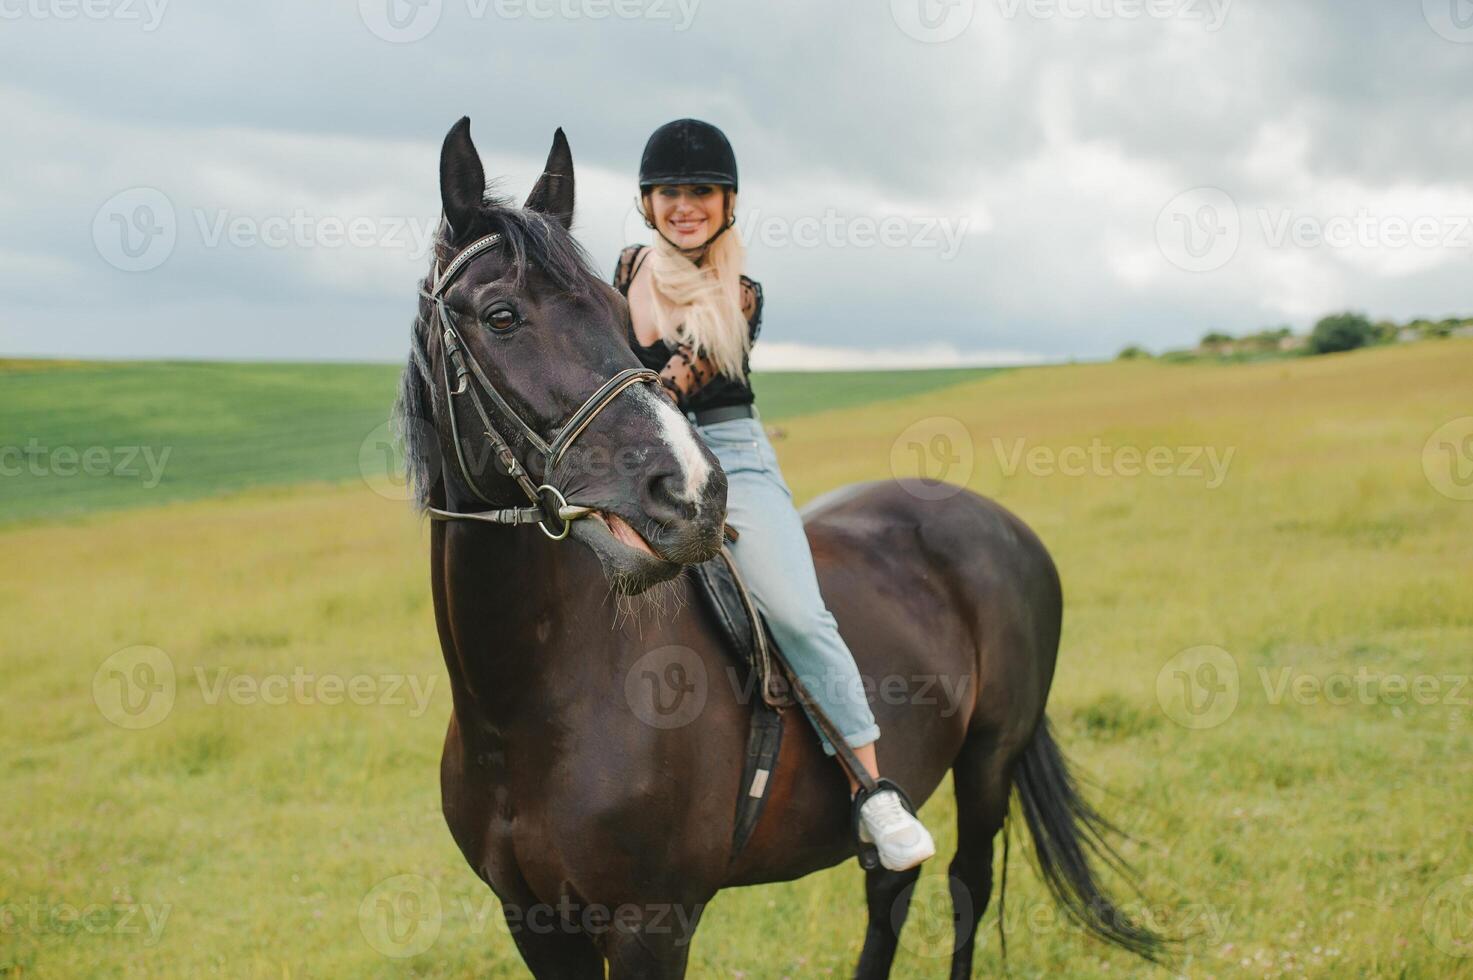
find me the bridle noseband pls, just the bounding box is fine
[422,231,662,540]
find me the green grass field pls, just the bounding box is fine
[3,343,1471,977]
[0,359,998,525]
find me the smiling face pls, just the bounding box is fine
[646,183,729,249]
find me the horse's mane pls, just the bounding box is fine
[393,191,601,510]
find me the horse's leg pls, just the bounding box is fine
[603,925,695,980]
[853,865,922,979]
[502,905,604,980]
[597,895,710,980]
[946,733,1012,980]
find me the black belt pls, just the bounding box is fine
[687,404,755,425]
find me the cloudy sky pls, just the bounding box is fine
[3,0,1471,368]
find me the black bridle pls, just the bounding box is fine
[422,231,662,540]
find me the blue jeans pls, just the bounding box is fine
[694,409,881,755]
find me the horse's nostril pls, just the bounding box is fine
[644,471,697,521]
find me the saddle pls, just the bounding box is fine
[687,543,918,869]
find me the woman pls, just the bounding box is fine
[613,118,935,872]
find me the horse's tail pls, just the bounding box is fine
[1011,718,1166,962]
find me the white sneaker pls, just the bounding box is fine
[857,789,936,872]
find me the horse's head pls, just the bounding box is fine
[396,117,728,594]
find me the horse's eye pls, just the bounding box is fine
[485,307,518,332]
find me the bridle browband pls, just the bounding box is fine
[421,231,662,540]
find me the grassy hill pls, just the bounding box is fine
[1,341,1469,976]
[0,360,1000,525]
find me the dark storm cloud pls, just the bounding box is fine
[2,0,1470,363]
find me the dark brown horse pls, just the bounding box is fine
[394,118,1161,979]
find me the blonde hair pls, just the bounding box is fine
[639,190,751,380]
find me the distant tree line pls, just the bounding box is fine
[1117,312,1473,362]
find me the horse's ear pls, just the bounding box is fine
[440,116,486,240]
[524,127,574,230]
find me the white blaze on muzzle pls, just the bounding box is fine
[639,386,714,504]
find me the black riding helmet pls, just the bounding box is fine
[638,118,738,193]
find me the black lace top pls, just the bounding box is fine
[612,244,763,415]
